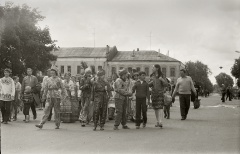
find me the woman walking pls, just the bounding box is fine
[35,68,67,129]
[60,73,74,123]
[149,65,168,128]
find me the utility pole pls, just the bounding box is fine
[149,32,151,50]
[93,28,95,48]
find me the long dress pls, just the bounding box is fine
[60,79,74,123]
[149,75,168,110]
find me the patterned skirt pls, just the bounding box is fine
[151,92,164,110]
[60,96,72,123]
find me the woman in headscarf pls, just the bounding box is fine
[149,64,168,128]
[60,72,74,123]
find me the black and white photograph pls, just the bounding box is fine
[0,0,239,153]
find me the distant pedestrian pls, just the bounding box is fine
[221,84,226,102]
[113,69,132,130]
[132,71,150,129]
[172,69,197,120]
[226,86,232,101]
[0,68,15,124]
[149,65,168,128]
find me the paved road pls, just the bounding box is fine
[1,94,240,154]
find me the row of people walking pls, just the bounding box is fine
[0,64,197,131]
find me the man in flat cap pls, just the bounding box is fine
[113,68,132,130]
[91,70,111,131]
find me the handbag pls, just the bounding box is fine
[164,91,172,106]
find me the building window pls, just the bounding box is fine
[136,67,141,72]
[61,66,64,74]
[112,67,116,75]
[128,67,132,74]
[67,66,71,73]
[170,68,176,77]
[162,67,166,76]
[98,66,102,71]
[145,67,149,76]
[77,66,81,74]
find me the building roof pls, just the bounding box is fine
[52,47,108,58]
[111,50,180,62]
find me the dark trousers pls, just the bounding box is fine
[164,105,170,118]
[179,94,191,118]
[226,93,231,101]
[11,100,18,119]
[31,102,37,117]
[23,103,32,115]
[135,97,147,126]
[221,93,226,102]
[1,101,11,122]
[114,98,127,127]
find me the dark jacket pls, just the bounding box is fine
[132,80,150,100]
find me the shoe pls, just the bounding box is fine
[25,115,30,123]
[181,117,186,120]
[164,115,167,118]
[159,123,163,128]
[13,118,17,121]
[136,126,140,129]
[155,122,160,127]
[81,122,86,127]
[35,124,43,129]
[55,126,60,129]
[33,115,37,120]
[48,119,51,121]
[143,123,146,128]
[3,121,8,124]
[100,127,104,131]
[167,116,170,119]
[113,126,119,130]
[122,125,130,129]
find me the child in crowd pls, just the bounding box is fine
[132,71,150,129]
[164,78,172,119]
[22,86,34,123]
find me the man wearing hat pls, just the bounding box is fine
[113,68,132,130]
[91,69,111,131]
[21,68,38,121]
[0,68,15,124]
[79,67,93,127]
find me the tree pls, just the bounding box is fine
[185,61,213,92]
[231,57,240,87]
[0,3,57,77]
[215,73,234,87]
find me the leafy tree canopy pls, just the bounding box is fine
[215,72,234,87]
[185,61,213,92]
[0,3,57,77]
[231,57,240,87]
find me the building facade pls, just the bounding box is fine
[53,46,184,83]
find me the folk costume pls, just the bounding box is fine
[92,70,110,131]
[113,69,132,130]
[79,67,93,127]
[36,67,67,129]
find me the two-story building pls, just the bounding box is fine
[107,49,185,82]
[53,45,184,83]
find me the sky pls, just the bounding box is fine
[3,0,240,84]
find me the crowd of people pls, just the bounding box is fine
[0,64,198,131]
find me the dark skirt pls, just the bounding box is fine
[151,92,164,110]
